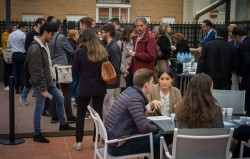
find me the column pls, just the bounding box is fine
[96,7,99,23]
[109,8,112,20]
[119,8,121,21]
[127,8,130,23]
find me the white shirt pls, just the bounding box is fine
[7,29,26,53]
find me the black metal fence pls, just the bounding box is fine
[1,20,250,48]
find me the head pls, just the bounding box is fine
[40,22,56,43]
[201,19,213,33]
[159,23,171,34]
[215,25,229,40]
[35,18,46,31]
[109,18,121,29]
[18,22,28,32]
[47,16,55,23]
[6,24,16,33]
[232,27,247,44]
[67,29,79,42]
[120,25,134,42]
[79,17,92,31]
[100,23,116,43]
[228,24,237,39]
[51,19,62,32]
[172,32,185,44]
[152,26,160,39]
[175,74,218,128]
[136,17,148,34]
[91,18,96,29]
[133,68,154,96]
[97,31,103,41]
[157,67,174,90]
[78,28,108,62]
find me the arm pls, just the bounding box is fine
[108,45,121,75]
[72,48,82,73]
[60,35,74,64]
[196,43,207,73]
[1,32,8,49]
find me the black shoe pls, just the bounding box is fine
[51,117,59,123]
[42,110,51,117]
[33,133,49,143]
[67,116,76,123]
[59,123,75,131]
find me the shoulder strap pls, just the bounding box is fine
[53,34,60,55]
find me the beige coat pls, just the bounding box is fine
[147,84,182,116]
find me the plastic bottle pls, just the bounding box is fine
[177,52,180,62]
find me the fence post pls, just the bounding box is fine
[0,76,25,145]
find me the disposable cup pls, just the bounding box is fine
[222,108,226,116]
[240,116,247,125]
[170,113,175,123]
[227,108,233,116]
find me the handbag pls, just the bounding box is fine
[101,58,117,85]
[2,48,13,64]
[52,64,72,83]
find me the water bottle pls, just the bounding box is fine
[180,52,184,63]
[184,52,188,63]
[188,52,192,62]
[177,52,181,62]
[191,54,195,63]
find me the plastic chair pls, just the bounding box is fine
[160,128,234,159]
[240,141,250,158]
[87,106,154,159]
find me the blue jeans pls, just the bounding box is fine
[71,72,79,98]
[108,134,160,159]
[33,82,66,135]
[21,86,31,98]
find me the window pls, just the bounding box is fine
[210,0,225,13]
[162,17,175,24]
[66,15,86,22]
[22,14,43,21]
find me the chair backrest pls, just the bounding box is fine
[87,106,108,141]
[213,89,245,115]
[172,128,234,159]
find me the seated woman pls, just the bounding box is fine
[146,67,182,116]
[175,73,224,128]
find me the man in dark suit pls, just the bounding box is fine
[233,27,250,116]
[196,25,236,90]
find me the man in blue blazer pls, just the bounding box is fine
[233,27,250,116]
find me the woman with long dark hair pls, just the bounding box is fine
[72,28,108,151]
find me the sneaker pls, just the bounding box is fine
[51,117,59,123]
[67,116,76,123]
[33,133,50,143]
[42,110,51,117]
[73,142,83,151]
[59,123,75,131]
[19,96,28,106]
[71,97,75,102]
[4,86,9,91]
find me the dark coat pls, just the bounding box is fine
[105,86,159,141]
[196,38,237,88]
[73,47,106,96]
[172,40,190,58]
[157,33,171,59]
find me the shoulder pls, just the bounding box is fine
[170,86,181,95]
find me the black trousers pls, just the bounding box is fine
[75,95,105,143]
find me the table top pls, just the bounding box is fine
[148,115,250,134]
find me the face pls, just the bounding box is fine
[210,82,214,94]
[228,26,234,39]
[13,26,17,32]
[136,20,147,34]
[101,30,108,42]
[73,32,79,42]
[233,35,241,44]
[166,26,171,33]
[159,73,173,90]
[201,23,210,33]
[80,23,86,31]
[45,31,54,42]
[97,31,103,41]
[144,77,154,95]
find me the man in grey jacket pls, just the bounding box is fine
[28,22,75,143]
[48,19,76,123]
[104,68,160,159]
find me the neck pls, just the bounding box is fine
[107,37,113,44]
[34,27,40,33]
[160,87,170,96]
[39,36,46,45]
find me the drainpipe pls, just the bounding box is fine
[193,0,226,23]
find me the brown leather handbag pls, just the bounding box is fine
[101,58,117,85]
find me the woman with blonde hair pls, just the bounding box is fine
[72,28,108,151]
[175,73,224,128]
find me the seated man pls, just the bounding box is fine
[104,68,160,159]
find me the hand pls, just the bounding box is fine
[197,47,202,53]
[150,100,164,110]
[128,50,135,57]
[125,70,129,75]
[171,46,176,51]
[126,65,130,70]
[238,76,242,84]
[41,91,48,97]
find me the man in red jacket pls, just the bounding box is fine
[129,17,156,74]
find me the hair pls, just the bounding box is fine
[100,23,116,38]
[18,22,27,29]
[136,17,148,25]
[158,23,170,34]
[232,27,247,36]
[172,32,185,44]
[133,68,154,88]
[175,73,220,128]
[228,23,237,28]
[216,25,229,40]
[78,28,108,62]
[109,17,120,25]
[157,67,175,79]
[67,29,78,39]
[51,19,61,31]
[47,16,55,22]
[79,17,92,28]
[40,22,56,35]
[120,25,134,42]
[202,19,213,28]
[35,18,46,27]
[5,24,16,33]
[152,26,159,33]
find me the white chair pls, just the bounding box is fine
[213,89,246,115]
[240,141,250,158]
[160,128,234,159]
[87,106,154,159]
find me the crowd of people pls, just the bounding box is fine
[1,16,250,158]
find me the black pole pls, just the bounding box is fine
[6,0,11,28]
[0,76,25,145]
[225,0,231,26]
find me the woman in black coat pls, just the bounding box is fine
[172,32,190,58]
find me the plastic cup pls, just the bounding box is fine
[222,108,226,116]
[240,116,247,125]
[193,62,198,72]
[227,108,233,116]
[170,113,175,123]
